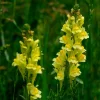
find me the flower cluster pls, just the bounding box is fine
[12,27,42,99]
[52,8,89,83]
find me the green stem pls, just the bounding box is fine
[1,30,9,61]
[13,69,18,100]
[24,0,31,23]
[41,20,49,100]
[75,0,77,4]
[13,0,16,18]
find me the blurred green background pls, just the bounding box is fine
[0,0,100,100]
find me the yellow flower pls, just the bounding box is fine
[53,49,67,68]
[72,24,81,34]
[68,51,78,64]
[52,49,67,81]
[78,28,89,40]
[61,23,71,34]
[69,64,81,79]
[67,15,75,25]
[35,65,42,74]
[55,69,65,81]
[61,16,75,34]
[19,41,27,55]
[27,83,41,100]
[26,38,33,47]
[53,57,61,65]
[56,49,67,59]
[76,53,86,62]
[26,58,42,74]
[74,47,86,54]
[26,63,36,70]
[69,16,75,23]
[12,53,26,79]
[60,35,73,51]
[32,40,39,49]
[12,53,26,66]
[76,15,84,27]
[73,44,83,50]
[52,61,60,69]
[31,47,40,62]
[73,37,83,50]
[26,39,40,56]
[53,57,64,68]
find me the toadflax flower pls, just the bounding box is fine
[12,24,43,99]
[52,4,89,87]
[12,53,26,79]
[27,83,41,100]
[52,49,67,81]
[69,64,81,80]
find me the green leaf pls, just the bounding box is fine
[76,77,84,84]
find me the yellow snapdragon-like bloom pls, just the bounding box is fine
[52,49,67,81]
[53,49,67,67]
[12,53,26,79]
[73,37,83,50]
[60,35,73,51]
[61,22,71,34]
[19,41,27,55]
[78,28,89,40]
[12,53,26,67]
[55,68,65,81]
[67,15,75,26]
[26,63,42,74]
[72,24,81,34]
[76,53,86,62]
[76,15,84,27]
[27,83,41,100]
[68,51,78,64]
[69,64,81,79]
[31,47,40,62]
